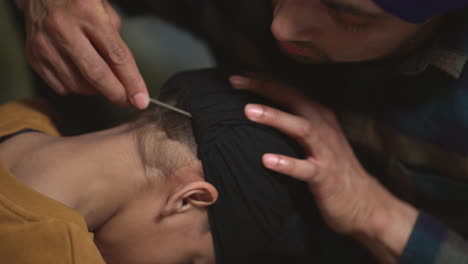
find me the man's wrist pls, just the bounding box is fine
[360,184,419,257]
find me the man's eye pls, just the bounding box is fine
[342,23,368,33]
[334,13,370,33]
[338,12,369,23]
[325,6,371,33]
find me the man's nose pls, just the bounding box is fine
[271,0,331,42]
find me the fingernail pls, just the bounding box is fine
[263,154,280,168]
[132,93,149,109]
[229,76,250,89]
[245,104,264,120]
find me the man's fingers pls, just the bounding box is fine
[262,154,318,183]
[62,28,128,106]
[55,47,98,95]
[36,64,69,96]
[37,35,97,95]
[229,75,332,119]
[23,0,143,107]
[27,34,66,95]
[229,75,307,110]
[85,21,149,109]
[245,104,326,155]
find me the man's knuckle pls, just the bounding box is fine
[83,60,107,83]
[299,122,313,139]
[108,43,128,64]
[115,16,123,30]
[108,91,126,104]
[44,14,72,43]
[301,174,314,184]
[44,10,65,31]
[260,107,274,121]
[32,35,49,54]
[66,82,80,92]
[75,0,100,18]
[127,78,145,93]
[323,110,337,122]
[55,87,69,96]
[283,159,296,173]
[327,132,343,147]
[111,13,123,31]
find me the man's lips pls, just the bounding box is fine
[278,41,313,57]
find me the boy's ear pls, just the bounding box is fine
[162,181,218,216]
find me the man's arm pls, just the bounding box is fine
[401,212,468,263]
[356,204,468,264]
[229,75,468,264]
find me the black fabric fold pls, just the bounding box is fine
[162,69,318,264]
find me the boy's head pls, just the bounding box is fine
[94,83,217,264]
[94,69,318,264]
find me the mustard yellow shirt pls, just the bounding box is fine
[0,100,105,264]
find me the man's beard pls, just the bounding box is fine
[278,41,334,64]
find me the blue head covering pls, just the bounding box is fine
[373,0,468,23]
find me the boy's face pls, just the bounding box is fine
[271,0,426,63]
[94,166,217,264]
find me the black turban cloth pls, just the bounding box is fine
[162,69,319,264]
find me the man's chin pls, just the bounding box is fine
[282,49,333,64]
[283,51,333,64]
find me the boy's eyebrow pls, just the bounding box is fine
[322,0,387,18]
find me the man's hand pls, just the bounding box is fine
[230,75,418,262]
[19,0,149,109]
